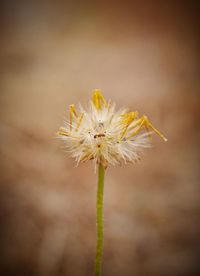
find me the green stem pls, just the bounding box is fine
[94,163,105,276]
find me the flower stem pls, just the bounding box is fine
[94,163,105,276]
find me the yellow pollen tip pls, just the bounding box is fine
[120,111,138,125]
[75,113,84,131]
[119,111,138,140]
[92,89,107,110]
[69,104,78,131]
[69,104,78,117]
[57,127,69,137]
[128,115,167,142]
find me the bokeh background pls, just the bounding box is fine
[0,1,199,275]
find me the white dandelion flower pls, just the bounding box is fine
[56,89,167,276]
[57,89,167,168]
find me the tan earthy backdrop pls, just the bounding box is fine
[0,1,199,275]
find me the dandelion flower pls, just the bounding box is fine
[57,89,167,276]
[57,89,167,169]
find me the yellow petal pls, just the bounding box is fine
[92,89,107,110]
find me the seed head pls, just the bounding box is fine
[57,89,167,168]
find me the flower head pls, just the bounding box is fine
[57,89,167,168]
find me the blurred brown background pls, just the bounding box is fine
[0,1,199,275]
